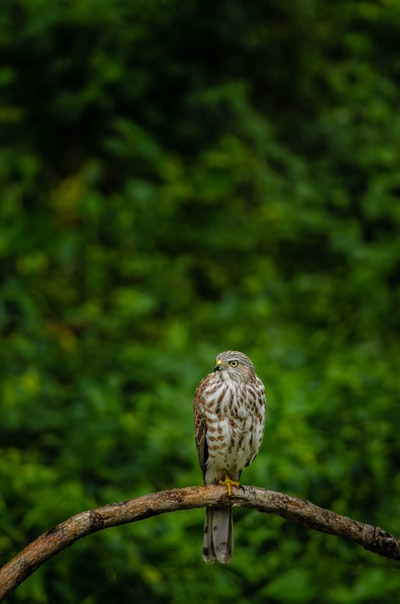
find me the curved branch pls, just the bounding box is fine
[1,485,399,601]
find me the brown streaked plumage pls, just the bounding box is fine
[193,350,266,563]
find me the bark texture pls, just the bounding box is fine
[1,485,399,601]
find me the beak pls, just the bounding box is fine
[214,359,223,372]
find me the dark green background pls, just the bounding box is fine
[1,0,400,602]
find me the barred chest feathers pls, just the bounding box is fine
[202,377,265,482]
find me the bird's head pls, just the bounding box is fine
[213,350,255,383]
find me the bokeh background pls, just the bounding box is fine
[1,1,400,602]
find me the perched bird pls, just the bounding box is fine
[193,350,266,563]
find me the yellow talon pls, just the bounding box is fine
[218,474,240,496]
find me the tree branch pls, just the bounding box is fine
[1,485,399,601]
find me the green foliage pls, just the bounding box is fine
[1,0,400,602]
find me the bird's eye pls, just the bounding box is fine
[229,360,239,367]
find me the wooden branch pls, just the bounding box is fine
[1,485,399,601]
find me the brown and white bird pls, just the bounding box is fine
[193,350,266,564]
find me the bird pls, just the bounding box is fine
[193,350,266,564]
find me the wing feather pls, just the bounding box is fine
[193,375,212,476]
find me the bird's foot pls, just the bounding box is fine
[218,474,240,496]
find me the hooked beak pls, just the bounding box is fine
[214,359,223,372]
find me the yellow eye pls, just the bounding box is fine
[229,360,239,368]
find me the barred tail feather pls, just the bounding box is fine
[202,506,233,564]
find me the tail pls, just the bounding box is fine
[202,506,233,564]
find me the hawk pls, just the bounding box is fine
[193,350,266,563]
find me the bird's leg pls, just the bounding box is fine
[218,473,240,496]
